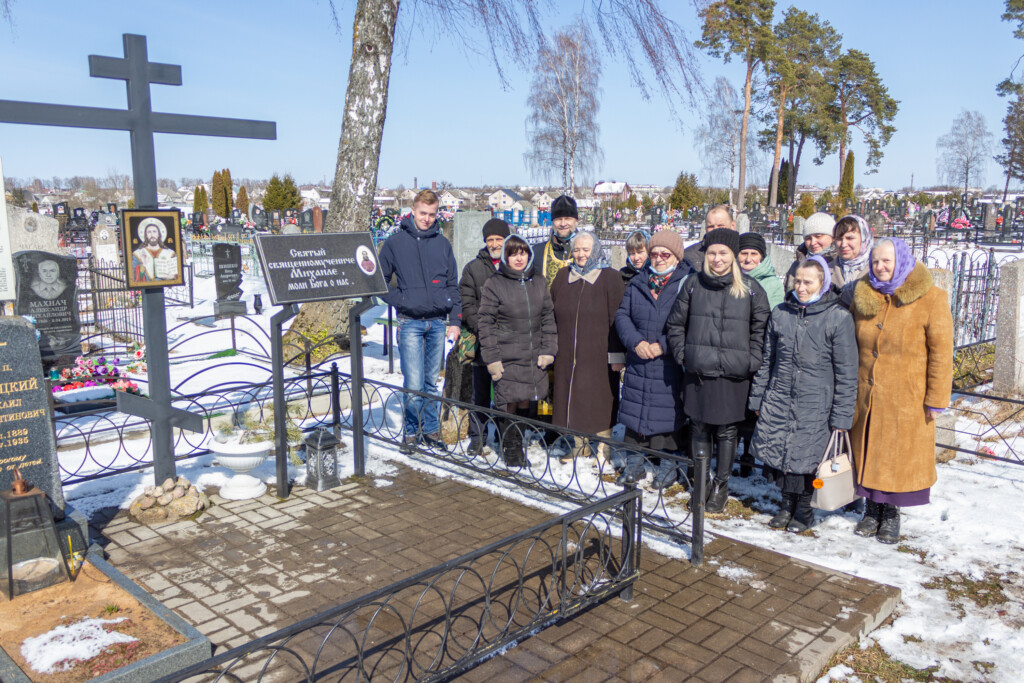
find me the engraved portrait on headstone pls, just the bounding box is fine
[14,251,81,358]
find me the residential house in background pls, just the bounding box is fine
[488,188,523,211]
[594,181,631,204]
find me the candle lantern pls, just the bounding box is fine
[1,471,72,600]
[304,429,341,492]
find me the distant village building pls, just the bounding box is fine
[488,188,523,211]
[593,181,631,204]
[438,190,465,212]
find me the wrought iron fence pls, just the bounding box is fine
[55,363,706,560]
[938,389,1024,467]
[155,489,641,683]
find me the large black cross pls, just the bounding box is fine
[0,34,277,484]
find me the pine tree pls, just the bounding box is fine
[668,171,702,211]
[839,150,855,202]
[263,174,302,211]
[31,201,38,213]
[236,185,250,216]
[193,185,204,215]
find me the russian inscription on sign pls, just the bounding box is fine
[0,318,65,517]
[254,232,387,305]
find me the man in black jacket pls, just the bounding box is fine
[459,218,510,454]
[683,204,736,272]
[379,190,462,453]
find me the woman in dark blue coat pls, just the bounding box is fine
[614,230,693,488]
[748,256,858,532]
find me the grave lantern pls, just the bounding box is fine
[1,471,72,600]
[304,429,341,492]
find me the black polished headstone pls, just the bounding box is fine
[13,251,81,359]
[213,243,243,302]
[300,209,314,231]
[270,210,282,229]
[252,206,268,230]
[983,203,998,229]
[0,317,65,518]
[192,212,205,227]
[107,203,118,215]
[255,232,388,305]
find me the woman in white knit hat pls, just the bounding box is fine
[784,212,843,294]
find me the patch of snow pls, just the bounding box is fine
[22,617,136,674]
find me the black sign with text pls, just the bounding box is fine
[213,243,243,302]
[14,251,81,358]
[255,232,387,305]
[0,318,65,516]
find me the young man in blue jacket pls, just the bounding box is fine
[378,190,462,453]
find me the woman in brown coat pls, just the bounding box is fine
[849,237,953,544]
[551,232,626,466]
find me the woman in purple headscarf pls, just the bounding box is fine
[849,238,953,545]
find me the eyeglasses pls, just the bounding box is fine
[649,251,673,261]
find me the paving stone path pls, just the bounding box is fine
[90,462,899,681]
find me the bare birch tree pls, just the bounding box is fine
[937,110,993,196]
[524,24,602,196]
[293,0,702,339]
[696,77,765,206]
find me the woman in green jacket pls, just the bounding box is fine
[738,233,784,309]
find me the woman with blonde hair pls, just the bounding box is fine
[667,230,769,505]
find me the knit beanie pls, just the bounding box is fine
[703,228,740,256]
[801,212,836,238]
[648,229,685,262]
[738,232,767,258]
[551,195,579,220]
[482,218,511,240]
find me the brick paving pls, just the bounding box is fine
[89,462,899,681]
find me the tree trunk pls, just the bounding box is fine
[289,0,400,341]
[737,57,755,212]
[1004,137,1015,202]
[791,133,806,204]
[767,90,787,209]
[838,100,848,184]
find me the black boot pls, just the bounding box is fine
[876,504,901,544]
[786,492,814,533]
[854,500,883,537]
[705,427,737,514]
[769,493,796,529]
[705,479,729,513]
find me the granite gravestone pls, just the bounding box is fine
[270,210,282,230]
[91,222,120,266]
[13,251,81,359]
[300,209,314,232]
[312,206,323,232]
[0,317,65,517]
[983,203,998,230]
[452,211,490,274]
[192,212,205,228]
[252,206,267,230]
[735,213,751,233]
[213,243,246,317]
[6,207,62,255]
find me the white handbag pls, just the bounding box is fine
[810,430,860,511]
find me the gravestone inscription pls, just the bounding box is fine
[255,232,388,305]
[0,317,65,517]
[14,251,81,359]
[6,207,62,255]
[91,223,120,266]
[213,242,246,317]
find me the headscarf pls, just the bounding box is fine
[837,214,873,283]
[569,232,604,276]
[793,254,832,307]
[869,238,916,296]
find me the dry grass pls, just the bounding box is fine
[922,572,1010,609]
[821,642,941,682]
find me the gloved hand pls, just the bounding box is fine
[487,361,504,381]
[537,355,555,369]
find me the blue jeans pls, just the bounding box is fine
[397,316,446,438]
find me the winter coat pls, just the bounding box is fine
[378,216,461,324]
[683,240,705,273]
[551,266,626,433]
[477,246,557,408]
[620,261,643,284]
[666,270,770,381]
[615,266,689,436]
[458,248,499,365]
[748,290,858,475]
[746,256,786,310]
[849,263,953,493]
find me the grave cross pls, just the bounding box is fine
[0,34,276,484]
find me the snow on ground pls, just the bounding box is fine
[58,257,1024,681]
[21,617,136,674]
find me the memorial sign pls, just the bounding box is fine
[121,208,184,288]
[14,251,81,358]
[91,223,120,267]
[213,243,246,317]
[255,232,387,305]
[0,317,65,517]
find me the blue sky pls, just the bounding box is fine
[0,0,1020,192]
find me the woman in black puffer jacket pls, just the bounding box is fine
[477,236,557,468]
[666,229,769,512]
[748,256,858,533]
